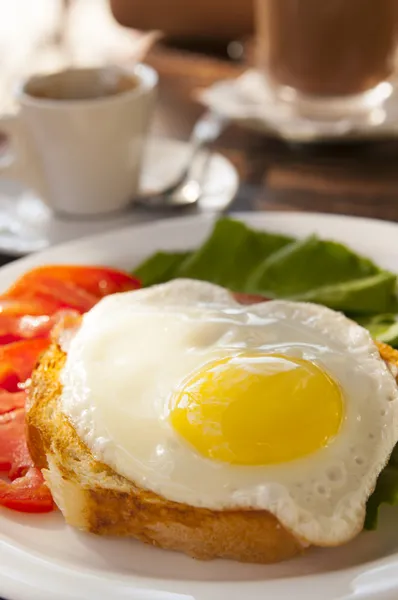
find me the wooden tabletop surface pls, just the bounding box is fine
[146,43,398,223]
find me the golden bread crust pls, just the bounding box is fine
[376,341,398,367]
[27,342,304,563]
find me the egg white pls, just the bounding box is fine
[60,279,398,546]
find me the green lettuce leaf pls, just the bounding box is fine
[133,217,398,316]
[356,313,398,346]
[365,445,398,529]
[133,219,397,314]
[178,218,293,291]
[295,273,398,314]
[134,251,190,287]
[248,235,380,296]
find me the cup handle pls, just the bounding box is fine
[0,112,44,197]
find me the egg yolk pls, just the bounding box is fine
[170,354,343,465]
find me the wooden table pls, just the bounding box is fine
[146,44,398,222]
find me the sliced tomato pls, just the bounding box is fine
[6,275,98,313]
[0,409,32,478]
[0,309,79,346]
[14,313,58,342]
[0,409,54,513]
[0,265,139,515]
[0,298,60,344]
[21,265,141,297]
[0,314,53,345]
[5,266,140,311]
[0,339,50,392]
[0,390,26,415]
[0,467,54,513]
[0,297,58,317]
[233,292,270,304]
[0,315,26,345]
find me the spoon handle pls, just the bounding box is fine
[188,111,228,166]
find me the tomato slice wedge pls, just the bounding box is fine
[0,399,53,514]
[0,314,51,345]
[6,276,98,313]
[0,298,61,344]
[0,390,26,415]
[0,409,32,478]
[0,265,139,515]
[5,266,140,312]
[233,292,270,305]
[0,297,58,317]
[0,309,79,346]
[0,339,50,392]
[0,467,54,513]
[23,266,141,297]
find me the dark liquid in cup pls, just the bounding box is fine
[257,0,398,97]
[27,71,138,101]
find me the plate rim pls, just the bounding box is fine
[1,209,398,271]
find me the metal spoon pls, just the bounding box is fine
[137,111,227,209]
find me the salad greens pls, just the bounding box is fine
[365,445,398,529]
[179,218,293,290]
[357,313,398,348]
[134,251,190,288]
[135,218,398,317]
[133,217,398,530]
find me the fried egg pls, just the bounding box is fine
[60,279,398,546]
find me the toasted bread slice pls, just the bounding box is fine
[26,331,398,564]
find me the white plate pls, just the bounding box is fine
[1,211,398,600]
[0,137,238,257]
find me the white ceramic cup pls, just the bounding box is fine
[0,64,158,216]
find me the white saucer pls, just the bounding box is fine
[0,137,238,256]
[199,70,398,143]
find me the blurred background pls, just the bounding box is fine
[1,0,398,229]
[0,0,149,113]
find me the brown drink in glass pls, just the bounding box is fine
[256,0,398,121]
